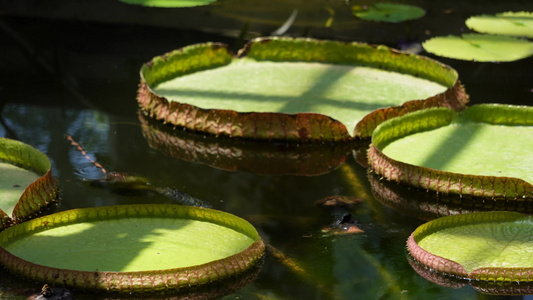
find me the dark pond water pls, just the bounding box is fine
[1,0,533,299]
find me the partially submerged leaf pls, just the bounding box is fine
[422,33,533,62]
[0,138,59,228]
[352,3,425,23]
[408,211,533,282]
[368,104,533,200]
[119,0,217,8]
[138,37,468,142]
[466,12,533,38]
[0,204,264,292]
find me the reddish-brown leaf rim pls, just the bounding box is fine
[137,36,468,142]
[407,254,533,295]
[0,138,59,229]
[0,204,265,293]
[138,111,353,176]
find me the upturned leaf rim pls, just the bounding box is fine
[137,36,468,142]
[0,137,59,229]
[0,204,265,293]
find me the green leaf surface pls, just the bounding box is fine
[4,217,254,271]
[119,0,217,8]
[0,138,58,225]
[0,163,40,216]
[410,211,533,281]
[1,205,259,272]
[466,12,533,38]
[352,3,425,23]
[153,58,447,138]
[422,33,533,62]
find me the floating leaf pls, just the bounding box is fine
[352,3,425,23]
[368,104,533,200]
[408,211,533,282]
[422,33,533,62]
[138,37,468,142]
[0,138,59,229]
[466,11,533,38]
[0,204,264,292]
[119,0,217,8]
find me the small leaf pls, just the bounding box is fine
[119,0,217,8]
[422,33,533,62]
[466,11,533,38]
[352,3,425,23]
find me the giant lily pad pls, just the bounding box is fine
[408,211,533,282]
[422,34,533,62]
[0,204,264,293]
[138,37,468,142]
[0,138,59,230]
[466,12,533,38]
[368,104,533,201]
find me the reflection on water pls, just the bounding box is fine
[1,1,533,298]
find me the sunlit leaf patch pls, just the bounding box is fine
[466,11,533,38]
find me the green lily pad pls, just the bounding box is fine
[422,33,533,62]
[466,12,533,38]
[352,3,425,23]
[0,204,264,292]
[408,211,533,282]
[368,104,533,200]
[0,138,59,229]
[119,0,217,8]
[138,37,468,141]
